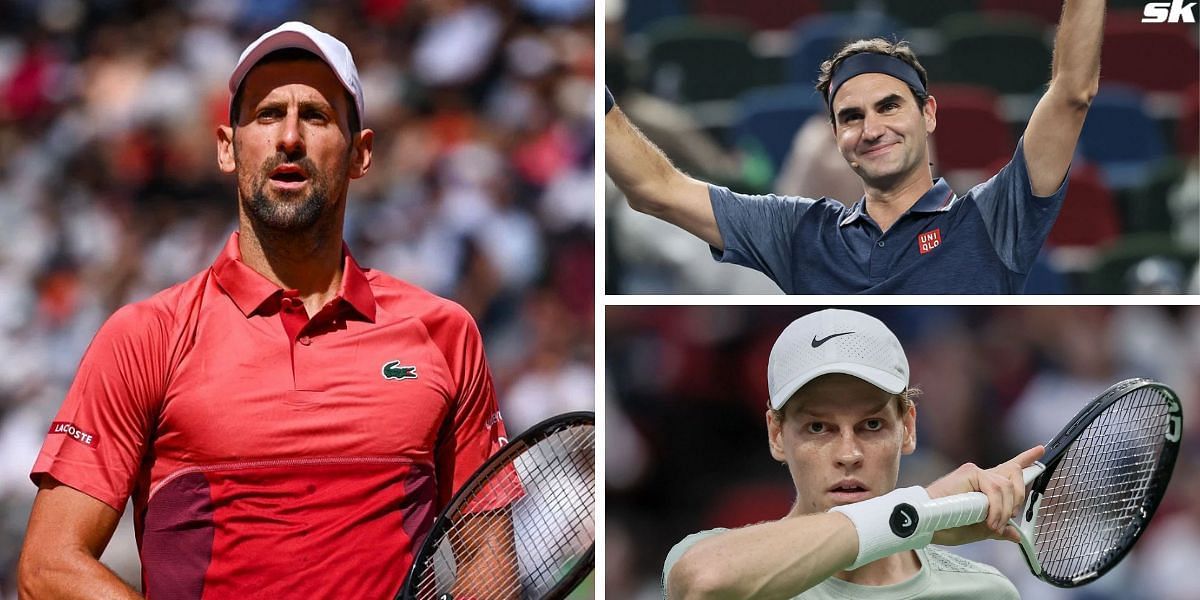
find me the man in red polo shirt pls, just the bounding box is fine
[18,22,511,599]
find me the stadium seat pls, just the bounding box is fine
[1179,82,1199,157]
[929,84,1014,172]
[980,0,1063,25]
[1045,163,1122,249]
[732,85,825,172]
[1101,15,1200,94]
[881,0,980,28]
[1120,158,1188,235]
[785,12,904,86]
[1083,233,1198,294]
[622,0,687,34]
[1078,85,1169,190]
[694,0,822,31]
[640,18,764,103]
[939,13,1052,95]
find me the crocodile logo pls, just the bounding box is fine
[382,360,418,381]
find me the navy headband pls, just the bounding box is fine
[828,53,926,110]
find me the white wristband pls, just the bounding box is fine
[829,486,933,570]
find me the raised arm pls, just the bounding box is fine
[1023,0,1105,196]
[605,100,724,249]
[18,478,143,600]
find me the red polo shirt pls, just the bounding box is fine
[31,232,508,599]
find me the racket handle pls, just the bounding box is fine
[913,464,1044,536]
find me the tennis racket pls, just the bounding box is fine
[395,411,595,600]
[890,378,1182,587]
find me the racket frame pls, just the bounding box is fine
[396,411,596,600]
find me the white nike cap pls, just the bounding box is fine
[767,309,909,410]
[228,21,364,128]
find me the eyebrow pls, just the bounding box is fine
[254,99,336,114]
[797,396,893,420]
[835,92,906,124]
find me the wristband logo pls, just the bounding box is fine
[890,503,919,537]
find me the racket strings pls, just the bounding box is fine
[412,424,595,600]
[1033,387,1174,581]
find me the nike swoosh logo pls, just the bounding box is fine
[901,511,913,528]
[811,331,854,348]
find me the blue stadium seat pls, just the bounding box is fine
[785,12,904,86]
[731,85,825,172]
[622,0,687,34]
[1078,85,1169,190]
[939,13,1052,95]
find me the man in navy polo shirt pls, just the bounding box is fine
[605,0,1105,294]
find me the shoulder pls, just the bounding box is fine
[97,270,211,343]
[366,269,481,343]
[921,547,1019,598]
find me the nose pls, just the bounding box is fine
[861,111,886,142]
[277,110,305,159]
[834,431,864,469]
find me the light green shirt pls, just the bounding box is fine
[663,528,1019,599]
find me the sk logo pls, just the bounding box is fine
[382,360,418,381]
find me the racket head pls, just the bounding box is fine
[1018,378,1182,587]
[397,411,595,600]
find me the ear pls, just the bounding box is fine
[900,401,917,455]
[349,128,374,179]
[922,95,937,135]
[766,409,787,462]
[216,125,236,174]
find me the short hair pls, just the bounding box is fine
[815,38,930,124]
[229,47,361,134]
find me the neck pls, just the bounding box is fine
[862,167,934,233]
[834,549,921,586]
[238,210,345,315]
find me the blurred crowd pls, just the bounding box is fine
[605,0,1200,294]
[0,0,594,593]
[606,305,1200,600]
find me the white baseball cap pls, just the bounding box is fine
[767,309,909,410]
[228,21,364,128]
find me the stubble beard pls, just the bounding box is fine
[241,154,337,232]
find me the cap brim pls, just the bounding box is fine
[230,30,331,95]
[769,362,906,410]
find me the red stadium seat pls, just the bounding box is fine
[930,84,1014,172]
[980,0,1063,25]
[1045,163,1122,249]
[1101,12,1200,94]
[694,0,821,31]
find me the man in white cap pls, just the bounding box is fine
[19,22,513,598]
[663,309,1043,599]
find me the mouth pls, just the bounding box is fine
[860,142,897,158]
[827,480,871,503]
[268,164,309,190]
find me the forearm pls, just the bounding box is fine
[18,550,142,600]
[667,512,857,600]
[1049,0,1104,101]
[605,107,702,214]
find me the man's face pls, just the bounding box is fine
[831,72,936,189]
[766,373,916,516]
[216,59,372,232]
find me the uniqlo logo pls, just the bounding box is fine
[918,229,942,254]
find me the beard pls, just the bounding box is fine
[241,153,342,232]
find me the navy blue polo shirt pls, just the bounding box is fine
[709,138,1068,294]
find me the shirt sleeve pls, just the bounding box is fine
[662,528,728,597]
[969,136,1069,274]
[30,302,169,512]
[708,185,817,286]
[429,303,508,508]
